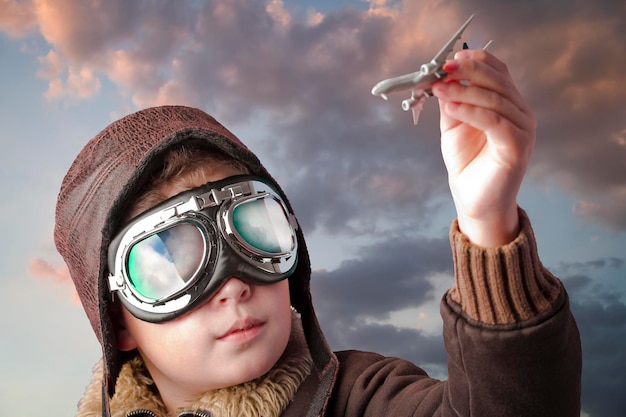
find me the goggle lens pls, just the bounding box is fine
[127,223,205,300]
[232,197,294,254]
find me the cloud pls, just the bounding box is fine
[42,66,101,101]
[558,258,626,417]
[574,188,626,230]
[558,257,624,274]
[0,0,37,37]
[36,49,63,79]
[7,0,193,101]
[319,317,448,378]
[29,257,71,283]
[6,0,620,231]
[28,257,80,304]
[265,0,292,28]
[34,0,142,64]
[568,295,626,417]
[311,233,452,373]
[312,234,452,319]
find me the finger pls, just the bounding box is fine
[444,58,525,114]
[441,98,535,162]
[444,50,531,117]
[453,49,507,73]
[452,49,509,82]
[436,97,463,132]
[432,80,533,133]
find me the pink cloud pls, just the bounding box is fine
[36,49,64,79]
[29,257,71,283]
[34,0,138,63]
[42,66,101,101]
[0,0,37,38]
[29,257,81,304]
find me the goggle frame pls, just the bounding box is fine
[107,175,299,321]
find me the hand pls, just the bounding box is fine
[431,50,536,247]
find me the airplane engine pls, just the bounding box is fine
[420,61,438,75]
[402,97,419,111]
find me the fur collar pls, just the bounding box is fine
[76,312,312,417]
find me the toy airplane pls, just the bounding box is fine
[371,14,492,124]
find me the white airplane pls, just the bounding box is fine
[371,14,492,125]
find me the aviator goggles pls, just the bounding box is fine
[107,175,298,323]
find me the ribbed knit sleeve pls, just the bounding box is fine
[447,207,562,325]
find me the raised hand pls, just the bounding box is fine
[432,50,536,247]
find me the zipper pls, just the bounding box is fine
[124,410,212,417]
[125,410,158,417]
[126,410,213,417]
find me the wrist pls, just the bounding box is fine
[456,205,520,248]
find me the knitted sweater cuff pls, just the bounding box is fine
[447,207,562,325]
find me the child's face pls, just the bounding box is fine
[116,164,293,404]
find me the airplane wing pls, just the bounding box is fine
[430,13,476,64]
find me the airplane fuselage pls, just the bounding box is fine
[371,59,448,98]
[371,72,440,97]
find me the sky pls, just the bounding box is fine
[0,0,625,416]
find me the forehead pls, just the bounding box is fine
[128,164,246,220]
[160,164,246,200]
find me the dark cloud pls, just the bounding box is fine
[559,257,625,274]
[571,298,626,417]
[559,258,626,417]
[311,234,452,319]
[318,318,448,377]
[292,203,455,377]
[310,233,452,375]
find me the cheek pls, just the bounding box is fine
[123,311,197,356]
[269,281,293,338]
[269,280,292,313]
[129,319,214,377]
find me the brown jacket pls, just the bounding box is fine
[282,210,581,417]
[284,299,578,417]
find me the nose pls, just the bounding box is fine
[212,277,252,306]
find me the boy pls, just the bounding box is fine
[55,50,581,417]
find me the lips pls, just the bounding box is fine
[217,317,264,341]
